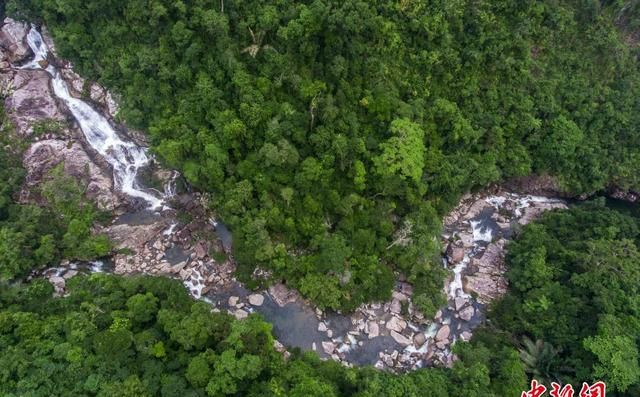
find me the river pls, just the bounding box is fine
[19,23,568,372]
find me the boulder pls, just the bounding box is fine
[90,83,106,104]
[458,232,474,248]
[0,18,31,63]
[462,241,508,304]
[385,316,407,333]
[233,309,248,320]
[322,341,335,354]
[171,261,187,273]
[435,325,450,342]
[413,332,426,347]
[454,296,466,311]
[49,275,65,289]
[367,321,379,338]
[8,70,67,137]
[60,68,85,98]
[106,220,168,252]
[392,291,408,301]
[389,299,402,314]
[390,330,411,346]
[318,322,327,332]
[459,305,475,321]
[248,293,264,306]
[268,283,300,307]
[194,241,207,259]
[446,244,465,263]
[228,296,239,306]
[22,138,119,210]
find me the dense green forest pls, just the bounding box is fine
[0,99,111,282]
[2,203,640,396]
[480,201,640,394]
[7,0,640,311]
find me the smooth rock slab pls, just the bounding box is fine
[390,330,411,346]
[367,321,379,338]
[248,293,264,306]
[385,316,407,333]
[322,341,335,354]
[459,305,475,321]
[435,325,450,342]
[233,309,248,320]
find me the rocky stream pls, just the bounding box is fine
[2,19,570,372]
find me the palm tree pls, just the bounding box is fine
[519,336,560,384]
[241,27,276,58]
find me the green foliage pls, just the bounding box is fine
[7,0,640,311]
[12,0,640,309]
[0,274,509,397]
[0,120,111,280]
[479,202,640,394]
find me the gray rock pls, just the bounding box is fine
[454,296,466,311]
[435,325,450,342]
[106,220,168,253]
[248,293,264,306]
[0,18,31,63]
[392,291,408,301]
[447,244,465,263]
[8,70,67,137]
[233,309,248,320]
[367,321,379,338]
[413,332,426,347]
[322,341,335,354]
[318,322,327,332]
[459,305,475,321]
[171,261,187,273]
[385,316,407,333]
[462,241,508,304]
[390,330,411,346]
[268,283,300,307]
[23,139,119,210]
[228,296,239,306]
[49,275,65,289]
[194,241,207,259]
[389,299,402,314]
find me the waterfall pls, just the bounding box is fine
[21,26,165,210]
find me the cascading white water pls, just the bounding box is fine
[21,27,164,210]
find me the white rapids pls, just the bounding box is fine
[21,26,165,210]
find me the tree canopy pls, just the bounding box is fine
[7,0,640,310]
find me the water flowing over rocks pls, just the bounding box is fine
[1,18,122,210]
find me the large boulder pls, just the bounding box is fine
[268,283,300,307]
[0,18,31,63]
[435,325,450,342]
[22,139,119,210]
[463,240,508,304]
[7,70,67,137]
[106,219,169,251]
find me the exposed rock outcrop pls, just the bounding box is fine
[0,18,31,63]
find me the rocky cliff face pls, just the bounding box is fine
[0,18,121,210]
